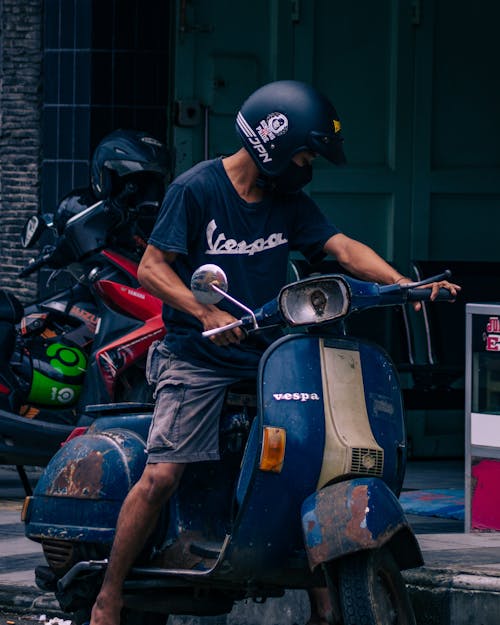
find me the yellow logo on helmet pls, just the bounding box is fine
[333,120,341,133]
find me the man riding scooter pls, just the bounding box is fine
[89,80,460,625]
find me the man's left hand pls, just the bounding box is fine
[397,278,461,311]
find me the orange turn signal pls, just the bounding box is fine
[259,426,286,473]
[21,496,32,522]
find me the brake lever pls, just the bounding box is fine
[398,269,451,289]
[202,319,243,338]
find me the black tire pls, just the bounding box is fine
[337,547,416,625]
[121,608,168,625]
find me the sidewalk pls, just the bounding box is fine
[1,462,500,625]
[401,460,500,625]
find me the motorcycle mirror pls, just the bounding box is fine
[20,213,55,249]
[21,215,44,248]
[191,264,228,304]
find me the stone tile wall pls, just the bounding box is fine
[0,0,42,301]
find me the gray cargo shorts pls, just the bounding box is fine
[145,340,247,463]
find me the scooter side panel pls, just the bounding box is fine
[223,335,325,578]
[357,339,406,493]
[301,477,423,570]
[25,428,147,543]
[323,336,406,494]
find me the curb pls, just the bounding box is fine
[405,566,500,592]
[0,584,64,616]
[404,567,500,625]
[2,570,500,625]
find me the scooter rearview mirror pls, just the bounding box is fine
[191,264,228,304]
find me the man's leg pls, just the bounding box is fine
[90,345,248,625]
[307,587,335,625]
[90,461,185,625]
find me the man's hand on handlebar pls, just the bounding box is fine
[398,277,461,311]
[199,307,245,346]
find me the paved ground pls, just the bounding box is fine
[0,610,67,625]
[0,468,44,589]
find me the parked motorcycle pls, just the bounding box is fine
[22,264,454,624]
[0,130,170,474]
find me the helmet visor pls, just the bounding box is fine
[104,159,167,177]
[308,131,347,166]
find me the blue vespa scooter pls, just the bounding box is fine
[22,265,454,625]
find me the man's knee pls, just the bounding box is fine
[139,462,184,503]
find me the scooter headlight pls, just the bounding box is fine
[278,275,350,326]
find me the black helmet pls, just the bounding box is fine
[236,80,346,177]
[90,129,171,199]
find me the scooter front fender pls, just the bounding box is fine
[301,478,423,571]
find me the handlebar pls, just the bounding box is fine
[406,287,456,302]
[18,183,140,279]
[19,247,56,278]
[399,269,452,289]
[200,270,457,339]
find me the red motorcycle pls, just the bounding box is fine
[0,130,169,482]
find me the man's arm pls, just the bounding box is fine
[137,244,243,345]
[324,233,461,307]
[324,233,407,284]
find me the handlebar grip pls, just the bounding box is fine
[406,287,456,302]
[18,253,51,277]
[202,319,243,338]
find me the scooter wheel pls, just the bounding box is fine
[336,547,416,625]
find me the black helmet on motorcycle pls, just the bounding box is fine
[90,129,171,200]
[236,80,346,177]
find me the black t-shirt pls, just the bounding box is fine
[148,157,340,372]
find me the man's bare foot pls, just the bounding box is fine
[307,587,336,625]
[89,591,123,625]
[306,616,332,625]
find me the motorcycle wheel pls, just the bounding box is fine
[337,547,416,625]
[121,608,169,625]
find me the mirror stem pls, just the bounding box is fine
[210,284,258,330]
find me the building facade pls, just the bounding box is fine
[0,0,171,300]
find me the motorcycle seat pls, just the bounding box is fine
[84,402,155,416]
